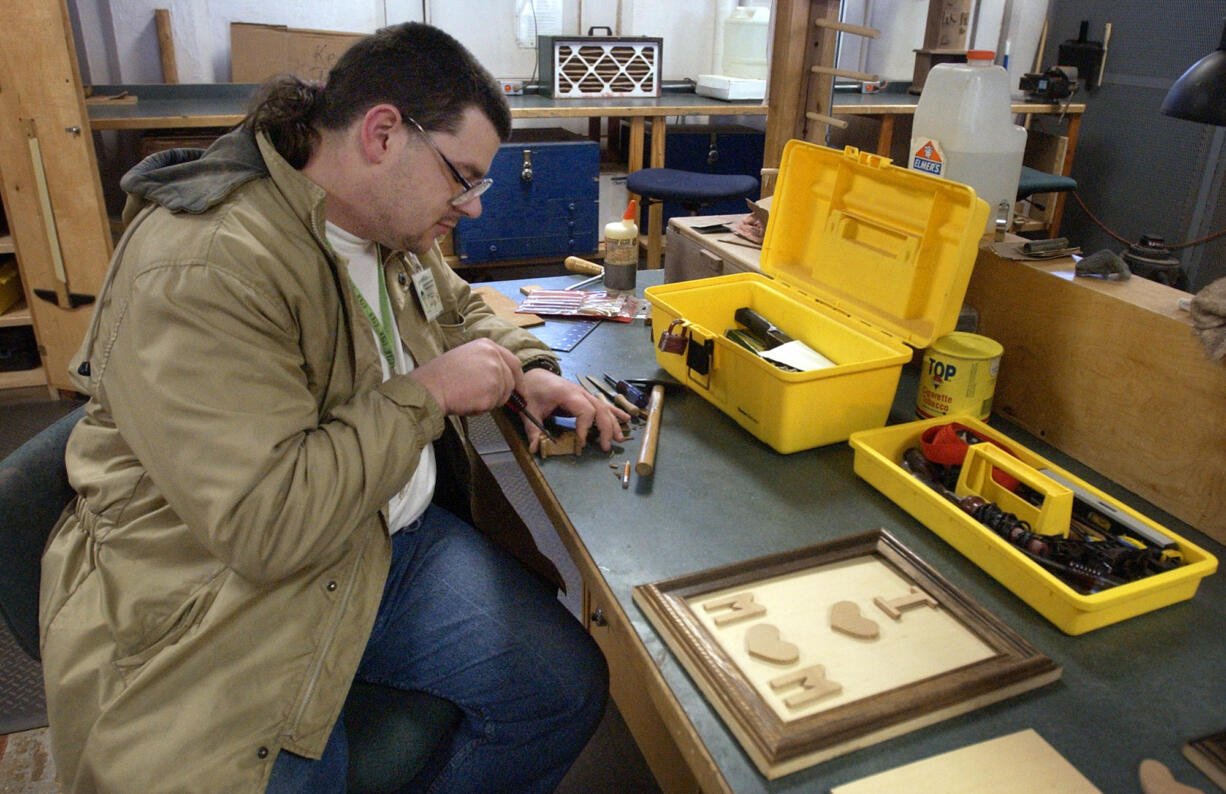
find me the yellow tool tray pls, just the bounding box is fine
[849,414,1218,634]
[645,142,988,453]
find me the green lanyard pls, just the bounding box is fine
[349,265,398,374]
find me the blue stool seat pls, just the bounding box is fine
[1016,165,1077,201]
[625,168,759,206]
[626,168,759,269]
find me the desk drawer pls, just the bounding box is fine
[584,585,702,794]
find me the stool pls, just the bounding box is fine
[1015,165,1078,236]
[625,168,759,270]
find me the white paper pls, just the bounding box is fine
[760,340,837,372]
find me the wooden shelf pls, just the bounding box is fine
[0,364,45,389]
[0,299,32,328]
[0,233,13,255]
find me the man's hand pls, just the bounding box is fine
[411,339,523,416]
[519,368,629,454]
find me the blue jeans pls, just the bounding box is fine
[267,505,608,793]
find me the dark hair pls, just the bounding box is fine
[245,22,511,168]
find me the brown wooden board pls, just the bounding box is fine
[633,529,1060,780]
[965,250,1226,542]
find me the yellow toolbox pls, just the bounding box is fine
[849,414,1218,634]
[645,142,988,453]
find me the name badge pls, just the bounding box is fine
[411,268,443,322]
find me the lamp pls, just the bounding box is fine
[1160,18,1226,126]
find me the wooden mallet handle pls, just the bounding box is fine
[635,385,665,476]
[564,256,603,275]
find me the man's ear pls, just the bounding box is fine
[358,104,404,164]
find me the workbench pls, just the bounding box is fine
[483,269,1225,794]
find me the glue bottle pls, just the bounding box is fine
[603,199,638,292]
[909,50,1026,235]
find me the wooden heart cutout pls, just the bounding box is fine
[1138,759,1205,794]
[830,600,880,639]
[745,623,799,665]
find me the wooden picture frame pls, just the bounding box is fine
[633,529,1061,780]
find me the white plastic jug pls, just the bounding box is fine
[909,51,1026,234]
[721,6,770,80]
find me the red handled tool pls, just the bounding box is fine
[505,390,555,441]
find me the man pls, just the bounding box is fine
[40,22,626,793]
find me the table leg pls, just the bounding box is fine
[876,113,895,156]
[1048,113,1081,237]
[646,115,667,270]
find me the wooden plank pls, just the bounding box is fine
[965,249,1226,542]
[831,729,1101,793]
[0,0,113,392]
[155,9,179,83]
[762,0,813,193]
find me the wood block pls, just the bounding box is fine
[472,285,543,328]
[965,249,1226,543]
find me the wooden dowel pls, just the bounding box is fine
[155,9,178,84]
[635,385,664,476]
[814,18,880,39]
[811,65,880,83]
[805,111,849,130]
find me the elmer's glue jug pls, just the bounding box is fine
[909,51,1026,234]
[603,199,638,292]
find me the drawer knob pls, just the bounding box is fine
[520,149,533,182]
[589,607,608,627]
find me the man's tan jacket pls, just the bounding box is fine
[40,128,560,792]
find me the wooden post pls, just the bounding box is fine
[155,9,179,83]
[0,0,113,392]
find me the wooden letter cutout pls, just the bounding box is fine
[704,592,766,626]
[874,586,939,621]
[770,665,843,709]
[745,623,800,665]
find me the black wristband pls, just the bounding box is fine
[521,357,562,376]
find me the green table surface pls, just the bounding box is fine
[487,270,1225,794]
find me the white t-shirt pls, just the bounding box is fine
[326,222,436,533]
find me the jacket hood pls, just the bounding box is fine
[119,126,268,214]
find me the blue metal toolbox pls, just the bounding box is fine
[453,128,599,264]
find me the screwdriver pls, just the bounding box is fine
[505,390,555,441]
[603,373,648,409]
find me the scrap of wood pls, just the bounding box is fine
[830,729,1099,794]
[537,431,581,458]
[84,91,137,104]
[473,285,543,328]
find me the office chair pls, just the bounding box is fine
[0,405,459,793]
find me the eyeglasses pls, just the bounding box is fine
[406,116,494,206]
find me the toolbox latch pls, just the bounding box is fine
[686,330,714,388]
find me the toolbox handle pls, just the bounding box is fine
[587,25,613,36]
[955,443,1074,538]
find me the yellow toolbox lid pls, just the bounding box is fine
[761,142,989,350]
